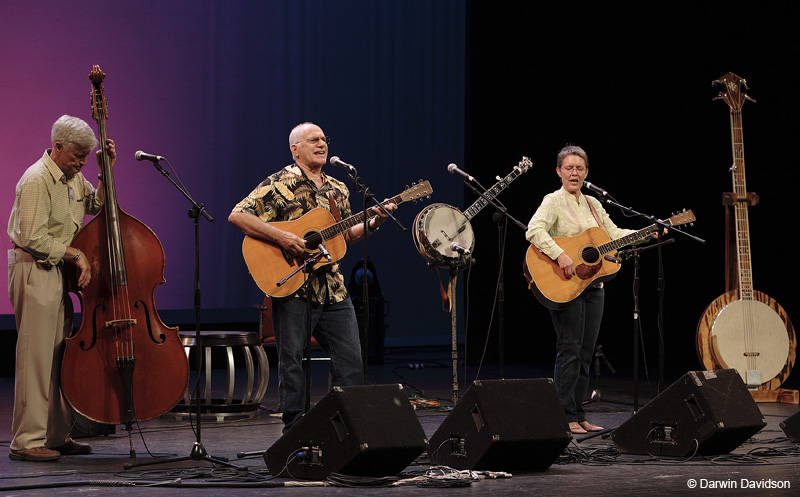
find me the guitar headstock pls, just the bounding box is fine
[516,156,533,173]
[400,180,433,204]
[666,209,696,227]
[713,72,755,110]
[89,65,108,121]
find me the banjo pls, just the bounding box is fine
[413,157,532,267]
[695,73,796,390]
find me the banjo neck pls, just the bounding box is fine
[717,73,756,301]
[462,157,532,221]
[730,107,754,301]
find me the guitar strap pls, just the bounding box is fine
[327,192,342,222]
[585,196,608,235]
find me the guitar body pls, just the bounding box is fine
[523,227,621,310]
[697,290,796,390]
[242,208,347,298]
[241,181,433,298]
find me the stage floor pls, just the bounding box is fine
[1,346,798,496]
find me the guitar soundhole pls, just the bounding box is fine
[304,231,322,250]
[581,246,600,264]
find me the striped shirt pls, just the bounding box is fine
[8,150,102,266]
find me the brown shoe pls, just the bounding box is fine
[579,420,604,432]
[9,447,61,462]
[569,422,588,434]
[52,439,92,455]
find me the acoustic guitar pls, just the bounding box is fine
[696,73,796,391]
[523,210,695,310]
[242,181,432,298]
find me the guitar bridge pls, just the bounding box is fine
[281,249,296,267]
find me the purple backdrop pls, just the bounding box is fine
[1,1,466,344]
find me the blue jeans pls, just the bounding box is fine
[549,286,604,423]
[271,296,364,432]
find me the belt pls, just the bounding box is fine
[8,247,55,269]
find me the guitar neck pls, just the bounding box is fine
[320,193,403,240]
[598,224,658,255]
[463,167,524,220]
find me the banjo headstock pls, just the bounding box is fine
[713,72,755,110]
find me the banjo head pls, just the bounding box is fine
[711,299,790,386]
[413,203,474,267]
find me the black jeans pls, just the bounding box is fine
[549,286,604,423]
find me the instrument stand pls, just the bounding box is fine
[339,165,406,382]
[449,266,460,404]
[125,161,241,471]
[435,258,472,405]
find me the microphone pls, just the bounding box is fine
[450,242,471,256]
[447,163,474,182]
[317,243,332,262]
[134,150,165,162]
[604,255,620,264]
[583,181,608,196]
[330,156,356,174]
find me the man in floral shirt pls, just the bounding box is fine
[229,122,395,432]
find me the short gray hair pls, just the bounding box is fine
[51,115,98,152]
[289,122,315,147]
[556,144,588,169]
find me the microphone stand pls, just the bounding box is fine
[617,239,673,412]
[591,191,705,413]
[460,179,526,380]
[125,160,242,470]
[275,247,332,413]
[337,164,405,382]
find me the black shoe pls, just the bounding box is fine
[52,439,92,455]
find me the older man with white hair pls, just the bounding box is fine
[8,115,115,461]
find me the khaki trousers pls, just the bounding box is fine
[8,248,72,450]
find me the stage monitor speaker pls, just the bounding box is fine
[611,369,766,457]
[427,378,571,471]
[264,384,427,481]
[780,410,800,442]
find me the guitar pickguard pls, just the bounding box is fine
[575,263,601,280]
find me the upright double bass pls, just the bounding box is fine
[61,66,189,425]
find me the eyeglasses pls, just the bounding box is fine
[561,165,586,173]
[304,136,331,145]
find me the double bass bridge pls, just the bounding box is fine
[105,318,138,328]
